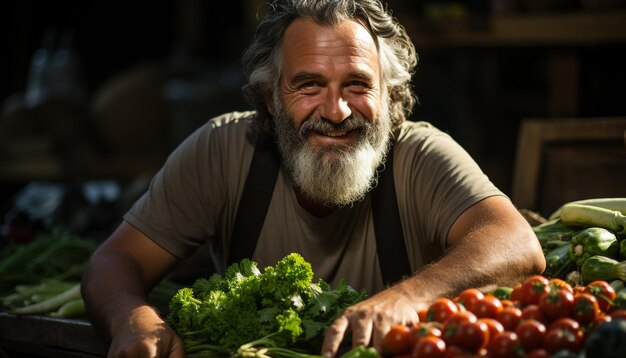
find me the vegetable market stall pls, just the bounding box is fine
[0,311,108,357]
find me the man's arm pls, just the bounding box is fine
[321,195,546,356]
[81,221,186,357]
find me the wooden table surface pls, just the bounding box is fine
[0,312,108,357]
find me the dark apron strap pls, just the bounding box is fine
[228,134,411,286]
[371,144,411,286]
[227,132,281,265]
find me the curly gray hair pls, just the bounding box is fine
[241,0,418,130]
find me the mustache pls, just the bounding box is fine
[299,114,368,138]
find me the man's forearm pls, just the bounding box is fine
[81,251,159,340]
[391,220,545,310]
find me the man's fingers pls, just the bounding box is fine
[351,314,373,348]
[322,315,350,357]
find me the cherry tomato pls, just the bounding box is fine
[500,299,516,309]
[510,283,523,304]
[477,318,504,340]
[548,317,581,334]
[514,319,546,351]
[418,309,428,322]
[545,318,584,353]
[427,298,459,323]
[487,331,523,358]
[412,335,446,358]
[454,320,490,353]
[454,288,485,313]
[495,306,522,331]
[525,348,550,358]
[548,278,573,293]
[519,275,549,306]
[383,324,412,356]
[440,345,468,358]
[584,280,616,312]
[521,304,548,325]
[409,322,443,346]
[543,326,582,354]
[472,295,503,319]
[571,292,600,326]
[538,287,575,320]
[443,311,477,326]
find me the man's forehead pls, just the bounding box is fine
[280,18,380,76]
[282,18,378,56]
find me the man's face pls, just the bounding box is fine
[270,18,392,207]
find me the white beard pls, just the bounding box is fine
[272,98,392,207]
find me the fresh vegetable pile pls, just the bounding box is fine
[534,198,626,286]
[381,275,626,357]
[166,253,367,358]
[0,228,97,318]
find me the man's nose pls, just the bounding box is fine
[320,89,351,124]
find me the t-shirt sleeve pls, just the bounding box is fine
[395,123,505,252]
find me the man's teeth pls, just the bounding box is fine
[323,130,348,137]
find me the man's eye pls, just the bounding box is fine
[346,81,369,92]
[300,81,319,89]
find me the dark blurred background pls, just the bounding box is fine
[1,0,625,241]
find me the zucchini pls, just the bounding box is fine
[568,227,619,268]
[580,255,626,284]
[560,204,626,234]
[532,219,578,245]
[543,243,576,279]
[549,197,626,220]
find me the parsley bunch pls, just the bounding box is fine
[166,253,367,357]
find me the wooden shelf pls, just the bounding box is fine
[400,10,626,48]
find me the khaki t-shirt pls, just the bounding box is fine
[124,111,504,294]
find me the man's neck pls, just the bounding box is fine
[294,187,335,217]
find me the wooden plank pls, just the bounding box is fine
[401,10,626,48]
[0,312,108,357]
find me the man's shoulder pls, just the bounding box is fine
[209,110,258,128]
[397,120,447,143]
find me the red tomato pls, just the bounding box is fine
[427,298,460,323]
[510,283,523,304]
[440,345,468,358]
[454,320,490,353]
[383,324,412,356]
[477,318,504,340]
[412,335,446,358]
[538,288,575,320]
[409,323,443,346]
[548,278,573,293]
[548,317,581,334]
[454,288,485,312]
[514,319,546,351]
[418,309,428,322]
[495,306,522,331]
[472,295,503,319]
[526,348,550,358]
[500,299,516,309]
[543,326,582,354]
[521,304,548,325]
[544,318,584,354]
[584,280,616,312]
[519,275,549,306]
[487,331,523,358]
[571,293,600,326]
[443,311,477,326]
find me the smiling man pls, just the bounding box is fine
[81,1,546,357]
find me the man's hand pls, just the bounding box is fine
[321,287,420,357]
[107,305,185,358]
